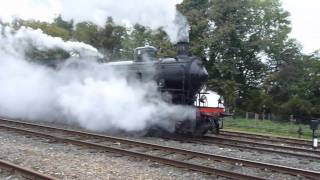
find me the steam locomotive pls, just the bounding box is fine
[106,42,225,136]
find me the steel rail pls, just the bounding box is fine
[169,136,320,160]
[220,130,311,146]
[0,159,56,180]
[0,124,263,180]
[202,136,319,155]
[0,118,319,179]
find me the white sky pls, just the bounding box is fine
[0,0,319,54]
[282,0,320,54]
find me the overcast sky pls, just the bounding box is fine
[282,0,320,54]
[0,0,319,54]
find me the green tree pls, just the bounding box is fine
[149,29,175,58]
[121,24,175,59]
[53,15,73,37]
[22,20,70,40]
[97,17,127,60]
[264,40,304,104]
[281,96,312,118]
[179,0,291,112]
[263,40,320,118]
[73,22,99,47]
[301,53,320,117]
[121,24,152,59]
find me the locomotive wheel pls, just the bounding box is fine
[213,119,220,134]
[193,122,211,137]
[146,126,172,137]
[175,120,195,136]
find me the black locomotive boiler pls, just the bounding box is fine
[105,42,225,136]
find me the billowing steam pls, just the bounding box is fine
[0,26,101,58]
[0,25,195,133]
[0,0,189,43]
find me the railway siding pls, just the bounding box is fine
[0,159,56,180]
[0,118,319,179]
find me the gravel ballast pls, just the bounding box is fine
[0,130,216,180]
[1,120,319,179]
[126,136,320,172]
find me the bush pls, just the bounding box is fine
[281,96,312,119]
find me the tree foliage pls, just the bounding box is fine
[180,0,295,113]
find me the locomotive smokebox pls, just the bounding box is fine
[176,41,190,56]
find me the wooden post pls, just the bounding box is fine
[254,113,259,120]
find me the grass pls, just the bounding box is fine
[223,118,316,140]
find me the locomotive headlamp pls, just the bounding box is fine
[199,95,207,103]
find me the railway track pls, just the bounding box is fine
[220,130,311,146]
[166,130,319,160]
[208,130,320,158]
[203,135,319,155]
[167,134,320,160]
[0,159,56,180]
[0,118,319,179]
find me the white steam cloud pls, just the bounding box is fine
[0,25,195,133]
[1,26,101,58]
[0,0,189,43]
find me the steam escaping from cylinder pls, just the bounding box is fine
[0,25,195,133]
[0,0,189,43]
